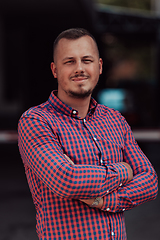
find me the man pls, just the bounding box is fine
[18,28,158,240]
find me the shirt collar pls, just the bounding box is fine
[48,90,97,118]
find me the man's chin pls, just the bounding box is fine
[68,90,92,99]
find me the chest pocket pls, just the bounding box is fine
[98,137,123,165]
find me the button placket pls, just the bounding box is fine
[82,120,102,166]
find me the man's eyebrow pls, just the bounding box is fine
[62,57,74,61]
[82,55,94,59]
[62,55,94,61]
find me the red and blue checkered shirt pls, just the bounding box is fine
[18,90,158,240]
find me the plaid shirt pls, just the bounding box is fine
[18,90,158,240]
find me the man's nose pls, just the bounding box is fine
[74,60,84,73]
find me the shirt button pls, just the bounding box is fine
[111,232,115,236]
[83,119,86,123]
[106,207,110,211]
[100,159,103,164]
[123,208,125,211]
[94,137,97,141]
[119,183,122,187]
[72,110,77,114]
[107,190,109,194]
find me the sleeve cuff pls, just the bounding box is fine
[101,190,118,212]
[101,188,126,213]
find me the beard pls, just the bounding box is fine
[67,76,98,99]
[67,88,93,99]
[67,73,98,98]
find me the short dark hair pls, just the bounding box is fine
[53,28,99,61]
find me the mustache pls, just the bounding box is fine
[70,74,89,79]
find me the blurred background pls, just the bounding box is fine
[0,0,159,239]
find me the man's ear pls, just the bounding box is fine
[99,58,103,75]
[50,62,57,78]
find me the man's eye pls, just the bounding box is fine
[65,60,74,64]
[83,59,93,63]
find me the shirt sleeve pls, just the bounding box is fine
[101,116,158,212]
[18,111,131,199]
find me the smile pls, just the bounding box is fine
[71,76,89,82]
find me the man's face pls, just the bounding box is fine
[51,36,103,101]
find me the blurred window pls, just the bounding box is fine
[96,33,157,128]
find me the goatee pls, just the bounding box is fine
[68,89,92,99]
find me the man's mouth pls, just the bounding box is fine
[71,75,89,81]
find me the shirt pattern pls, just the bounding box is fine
[18,91,158,240]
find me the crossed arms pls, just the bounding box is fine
[18,111,158,213]
[64,153,133,209]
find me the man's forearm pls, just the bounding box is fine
[79,162,133,210]
[65,154,133,210]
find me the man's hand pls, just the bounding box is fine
[80,198,104,209]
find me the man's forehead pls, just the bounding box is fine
[54,36,99,60]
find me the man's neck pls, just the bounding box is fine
[57,93,91,119]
